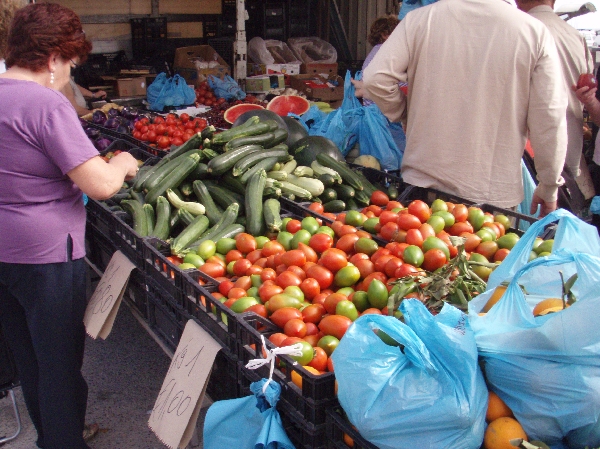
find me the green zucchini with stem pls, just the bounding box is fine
[171,214,210,256]
[143,203,155,235]
[121,199,148,237]
[192,180,223,226]
[316,153,363,191]
[206,144,262,176]
[244,169,267,236]
[144,153,201,205]
[232,146,290,177]
[239,157,280,185]
[263,198,283,232]
[149,196,171,241]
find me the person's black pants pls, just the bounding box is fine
[0,256,89,449]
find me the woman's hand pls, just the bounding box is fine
[573,84,597,107]
[92,90,107,100]
[110,152,139,181]
[351,78,365,98]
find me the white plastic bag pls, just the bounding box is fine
[287,37,337,64]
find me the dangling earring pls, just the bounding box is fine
[50,71,54,85]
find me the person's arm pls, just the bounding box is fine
[527,31,568,217]
[60,82,91,116]
[573,85,600,125]
[77,84,106,100]
[67,152,139,200]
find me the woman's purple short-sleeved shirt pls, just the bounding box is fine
[0,79,99,263]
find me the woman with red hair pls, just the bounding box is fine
[0,4,138,448]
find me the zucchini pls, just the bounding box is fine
[143,203,155,235]
[200,125,216,141]
[166,188,206,216]
[285,174,325,197]
[346,198,361,211]
[264,127,288,148]
[170,208,181,230]
[185,163,209,183]
[144,149,202,193]
[323,199,346,213]
[281,159,298,174]
[207,144,262,176]
[224,131,276,151]
[179,181,194,198]
[192,180,223,226]
[203,182,245,215]
[190,203,240,248]
[220,172,247,195]
[266,170,288,181]
[245,169,267,236]
[149,196,171,241]
[211,117,271,145]
[320,187,338,202]
[311,160,342,184]
[316,154,363,191]
[171,214,210,256]
[145,153,201,205]
[354,189,371,206]
[279,181,312,200]
[177,208,196,226]
[121,199,149,237]
[334,184,356,201]
[388,184,400,200]
[263,198,283,232]
[293,166,314,177]
[232,147,290,177]
[239,157,280,185]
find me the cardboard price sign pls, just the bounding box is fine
[149,320,221,449]
[84,251,135,340]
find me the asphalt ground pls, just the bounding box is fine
[0,267,212,449]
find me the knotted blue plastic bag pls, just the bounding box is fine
[147,73,196,111]
[516,158,540,231]
[399,0,439,19]
[208,74,246,101]
[307,71,362,155]
[469,249,600,449]
[203,379,295,449]
[332,300,487,449]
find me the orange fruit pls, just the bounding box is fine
[343,432,354,447]
[486,391,514,422]
[290,366,320,389]
[482,285,507,313]
[533,298,568,317]
[484,417,528,449]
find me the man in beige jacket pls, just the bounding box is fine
[363,0,568,216]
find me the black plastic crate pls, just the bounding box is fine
[208,37,235,68]
[206,349,240,401]
[146,276,187,351]
[85,222,116,272]
[125,268,149,320]
[86,197,115,242]
[237,313,337,426]
[130,18,168,59]
[326,407,378,449]
[84,121,168,158]
[203,18,219,38]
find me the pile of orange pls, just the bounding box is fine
[484,390,528,449]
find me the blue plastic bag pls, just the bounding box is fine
[308,71,362,155]
[469,250,600,448]
[398,0,439,19]
[208,74,246,101]
[147,73,196,111]
[358,104,404,171]
[516,158,540,231]
[203,379,295,449]
[332,300,487,449]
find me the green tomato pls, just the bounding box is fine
[426,215,446,234]
[351,290,370,312]
[301,216,320,235]
[277,231,294,251]
[316,226,335,238]
[403,245,424,267]
[432,210,455,228]
[289,340,315,366]
[367,279,389,309]
[196,240,216,260]
[317,335,340,357]
[291,229,312,249]
[431,198,448,213]
[362,217,380,234]
[283,285,305,301]
[183,253,205,268]
[336,286,355,297]
[354,237,379,256]
[335,300,359,321]
[255,235,270,249]
[230,296,259,314]
[422,236,450,260]
[178,262,197,270]
[216,237,237,255]
[497,232,520,250]
[334,265,361,288]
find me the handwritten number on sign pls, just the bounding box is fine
[88,261,121,315]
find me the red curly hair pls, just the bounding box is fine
[5,2,92,71]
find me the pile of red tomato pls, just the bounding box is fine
[195,81,226,108]
[132,113,208,149]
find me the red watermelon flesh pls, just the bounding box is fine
[266,95,311,117]
[223,103,265,124]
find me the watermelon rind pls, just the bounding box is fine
[223,103,265,124]
[266,95,311,117]
[291,135,345,166]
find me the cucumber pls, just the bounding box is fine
[316,154,363,191]
[263,198,283,233]
[145,153,201,205]
[264,127,288,148]
[192,180,223,226]
[232,147,290,177]
[149,196,171,241]
[121,199,149,237]
[323,199,346,213]
[239,157,280,184]
[223,131,276,151]
[245,169,267,236]
[212,117,272,145]
[334,184,356,201]
[143,203,155,235]
[320,187,338,202]
[207,144,262,176]
[220,172,247,195]
[190,203,240,248]
[171,214,210,256]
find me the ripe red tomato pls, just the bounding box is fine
[320,248,348,272]
[370,190,390,207]
[309,233,333,253]
[236,233,257,253]
[297,242,318,264]
[404,228,424,247]
[300,277,320,300]
[156,135,171,149]
[407,200,431,222]
[258,281,283,302]
[308,346,328,372]
[284,318,307,338]
[171,137,184,146]
[335,233,360,254]
[305,264,334,289]
[397,213,422,231]
[281,249,307,267]
[318,314,353,340]
[323,292,349,315]
[302,303,326,324]
[286,219,302,234]
[275,270,302,289]
[270,307,303,328]
[421,249,448,271]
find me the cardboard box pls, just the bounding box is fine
[245,74,285,93]
[289,74,344,102]
[173,45,230,87]
[103,76,147,97]
[301,62,339,77]
[247,63,301,86]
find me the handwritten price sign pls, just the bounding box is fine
[84,251,135,339]
[149,320,221,449]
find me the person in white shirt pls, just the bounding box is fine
[362,0,568,217]
[0,0,26,75]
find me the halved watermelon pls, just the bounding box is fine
[266,95,311,117]
[223,103,265,124]
[291,136,345,166]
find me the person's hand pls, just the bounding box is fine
[351,78,365,98]
[572,84,597,106]
[530,192,557,218]
[109,152,139,181]
[92,90,107,100]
